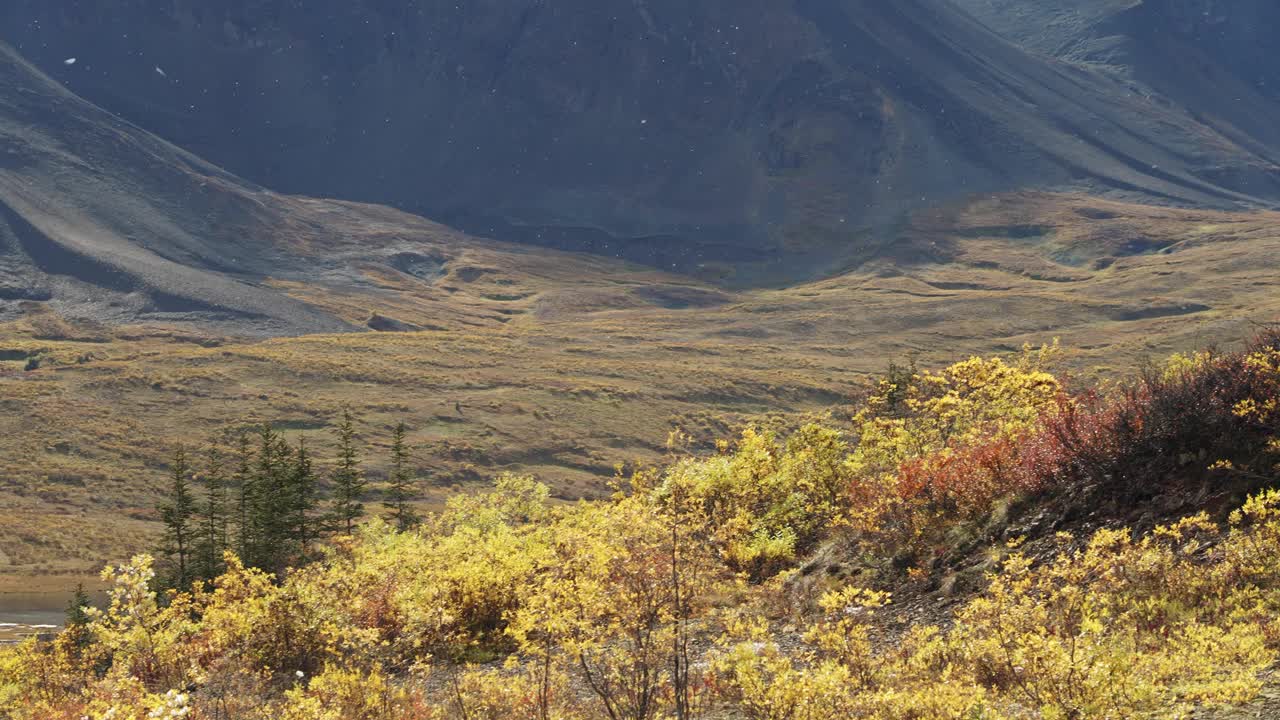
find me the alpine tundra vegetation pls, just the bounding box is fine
[4,331,1280,719]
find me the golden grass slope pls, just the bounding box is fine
[1,191,1278,587]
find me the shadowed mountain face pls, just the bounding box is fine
[0,40,736,335]
[3,0,1278,280]
[956,0,1280,90]
[954,0,1280,179]
[0,44,359,335]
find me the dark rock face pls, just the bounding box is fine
[3,1,1279,278]
[1119,1,1280,166]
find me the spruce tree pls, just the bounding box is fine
[195,445,228,583]
[289,436,320,560]
[330,408,366,535]
[250,423,291,572]
[384,422,420,531]
[158,446,197,589]
[63,583,93,654]
[64,583,92,627]
[232,431,254,561]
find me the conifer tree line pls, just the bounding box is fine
[156,409,423,588]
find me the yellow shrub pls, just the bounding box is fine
[279,664,428,720]
[845,346,1062,550]
[717,492,1280,719]
[442,664,582,720]
[954,507,1278,718]
[659,424,849,579]
[510,494,724,720]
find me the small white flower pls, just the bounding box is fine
[295,670,305,679]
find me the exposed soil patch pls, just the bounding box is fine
[387,252,445,282]
[632,285,733,309]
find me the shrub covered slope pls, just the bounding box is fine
[3,331,1279,719]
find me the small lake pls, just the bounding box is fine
[0,614,63,643]
[0,591,75,644]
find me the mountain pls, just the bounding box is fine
[0,42,353,335]
[954,0,1280,186]
[0,40,717,336]
[956,0,1280,93]
[4,0,1278,279]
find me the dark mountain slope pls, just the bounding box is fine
[956,0,1279,93]
[0,43,355,334]
[3,1,1277,279]
[955,0,1280,175]
[0,41,734,337]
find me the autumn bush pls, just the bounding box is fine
[841,344,1065,566]
[279,665,431,720]
[657,424,850,579]
[1021,331,1280,504]
[716,491,1280,720]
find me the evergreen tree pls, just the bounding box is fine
[250,423,292,572]
[64,583,92,627]
[289,435,320,559]
[330,408,366,535]
[225,424,326,573]
[157,446,197,589]
[232,431,255,561]
[63,583,93,654]
[195,445,229,583]
[882,358,918,417]
[384,422,421,531]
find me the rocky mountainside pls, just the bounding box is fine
[955,0,1280,180]
[957,0,1279,91]
[4,0,1278,280]
[0,43,355,335]
[0,38,739,335]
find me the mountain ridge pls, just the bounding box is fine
[4,0,1278,277]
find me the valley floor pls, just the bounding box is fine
[1,192,1279,583]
